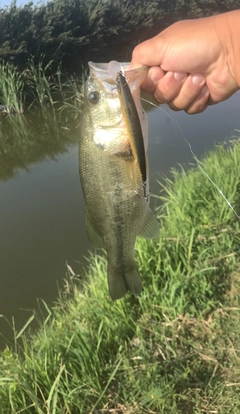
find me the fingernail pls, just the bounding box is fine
[149,69,161,83]
[173,72,186,81]
[191,74,205,85]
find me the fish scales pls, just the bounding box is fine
[79,61,159,300]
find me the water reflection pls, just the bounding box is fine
[0,92,240,349]
[0,108,80,181]
[0,145,88,349]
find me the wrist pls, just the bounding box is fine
[218,11,240,89]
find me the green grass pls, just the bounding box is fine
[1,140,240,413]
[26,58,56,109]
[0,61,25,113]
[0,59,84,114]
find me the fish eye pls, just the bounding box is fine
[88,91,100,104]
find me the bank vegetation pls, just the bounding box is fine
[1,140,240,413]
[1,0,239,71]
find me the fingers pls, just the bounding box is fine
[140,66,165,93]
[185,85,210,114]
[152,71,210,114]
[137,64,210,114]
[153,71,188,102]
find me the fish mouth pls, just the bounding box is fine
[88,61,130,72]
[88,61,143,73]
[88,61,148,92]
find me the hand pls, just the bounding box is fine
[131,12,240,114]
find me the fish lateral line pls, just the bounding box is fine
[116,70,147,188]
[140,96,240,221]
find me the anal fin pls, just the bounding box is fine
[138,209,160,240]
[85,209,103,248]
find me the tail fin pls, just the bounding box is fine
[107,264,142,301]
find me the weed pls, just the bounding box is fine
[0,61,26,113]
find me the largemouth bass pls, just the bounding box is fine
[79,60,159,300]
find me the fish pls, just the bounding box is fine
[79,60,159,300]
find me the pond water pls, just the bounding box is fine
[0,91,240,349]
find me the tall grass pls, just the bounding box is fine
[1,140,240,413]
[58,72,86,113]
[0,61,25,113]
[26,58,55,109]
[0,59,84,114]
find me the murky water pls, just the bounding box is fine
[0,92,240,349]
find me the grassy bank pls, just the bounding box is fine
[1,140,240,413]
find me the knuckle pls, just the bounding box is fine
[186,103,207,114]
[168,101,182,111]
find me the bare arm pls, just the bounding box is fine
[131,11,240,114]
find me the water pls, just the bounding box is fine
[0,92,240,349]
[147,91,240,194]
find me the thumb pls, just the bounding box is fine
[130,36,166,69]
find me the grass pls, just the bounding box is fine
[0,58,85,114]
[0,61,25,114]
[26,58,56,109]
[1,139,240,413]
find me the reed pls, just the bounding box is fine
[0,58,84,116]
[26,58,56,109]
[1,140,240,413]
[0,61,26,113]
[25,58,85,112]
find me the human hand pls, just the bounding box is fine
[131,11,240,114]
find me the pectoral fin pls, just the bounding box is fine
[85,209,103,248]
[138,209,160,240]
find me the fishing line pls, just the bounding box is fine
[140,97,240,220]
